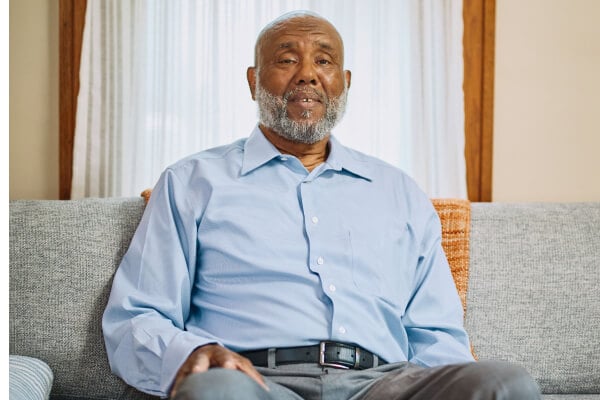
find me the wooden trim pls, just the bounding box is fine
[463,0,496,202]
[59,2,495,201]
[59,0,86,200]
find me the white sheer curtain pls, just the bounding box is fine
[72,0,466,199]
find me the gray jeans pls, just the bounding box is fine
[173,360,541,400]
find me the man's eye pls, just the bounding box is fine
[279,59,296,64]
[317,59,331,65]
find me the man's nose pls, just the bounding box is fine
[295,60,318,85]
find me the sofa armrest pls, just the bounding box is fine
[9,355,54,400]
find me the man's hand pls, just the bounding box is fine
[170,344,268,397]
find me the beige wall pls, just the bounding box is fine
[10,0,59,200]
[493,0,600,201]
[9,0,600,201]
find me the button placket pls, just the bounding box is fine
[301,180,323,274]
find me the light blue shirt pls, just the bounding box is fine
[102,126,474,397]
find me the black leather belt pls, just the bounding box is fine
[240,341,387,370]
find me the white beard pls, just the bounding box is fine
[255,77,348,144]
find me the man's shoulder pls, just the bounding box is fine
[337,141,410,180]
[335,141,428,202]
[166,138,247,173]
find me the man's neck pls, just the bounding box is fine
[259,125,330,172]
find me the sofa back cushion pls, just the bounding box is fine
[9,199,156,400]
[465,202,600,394]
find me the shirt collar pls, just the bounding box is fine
[326,135,373,181]
[241,125,373,181]
[241,126,282,175]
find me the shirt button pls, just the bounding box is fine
[311,216,319,224]
[338,326,347,334]
[329,284,336,292]
[280,156,288,161]
[317,256,324,265]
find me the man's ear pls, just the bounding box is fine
[247,67,257,100]
[345,70,352,89]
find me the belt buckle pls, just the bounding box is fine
[319,341,359,369]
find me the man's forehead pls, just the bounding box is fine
[257,16,344,59]
[265,13,337,33]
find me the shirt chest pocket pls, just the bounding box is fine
[348,222,416,309]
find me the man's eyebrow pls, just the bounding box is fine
[276,40,337,53]
[316,41,335,52]
[277,41,296,50]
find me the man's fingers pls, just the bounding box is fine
[237,361,270,391]
[170,353,209,397]
[170,345,270,395]
[190,354,210,373]
[170,374,185,398]
[219,357,269,391]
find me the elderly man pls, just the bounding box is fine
[102,11,540,400]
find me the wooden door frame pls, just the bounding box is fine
[59,0,495,201]
[463,0,495,202]
[59,0,87,200]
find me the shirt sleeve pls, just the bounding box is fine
[401,194,475,367]
[102,168,216,397]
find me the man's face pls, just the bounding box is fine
[248,16,351,143]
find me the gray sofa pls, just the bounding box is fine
[9,198,600,399]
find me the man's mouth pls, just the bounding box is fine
[286,90,324,104]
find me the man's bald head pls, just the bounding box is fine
[253,11,345,67]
